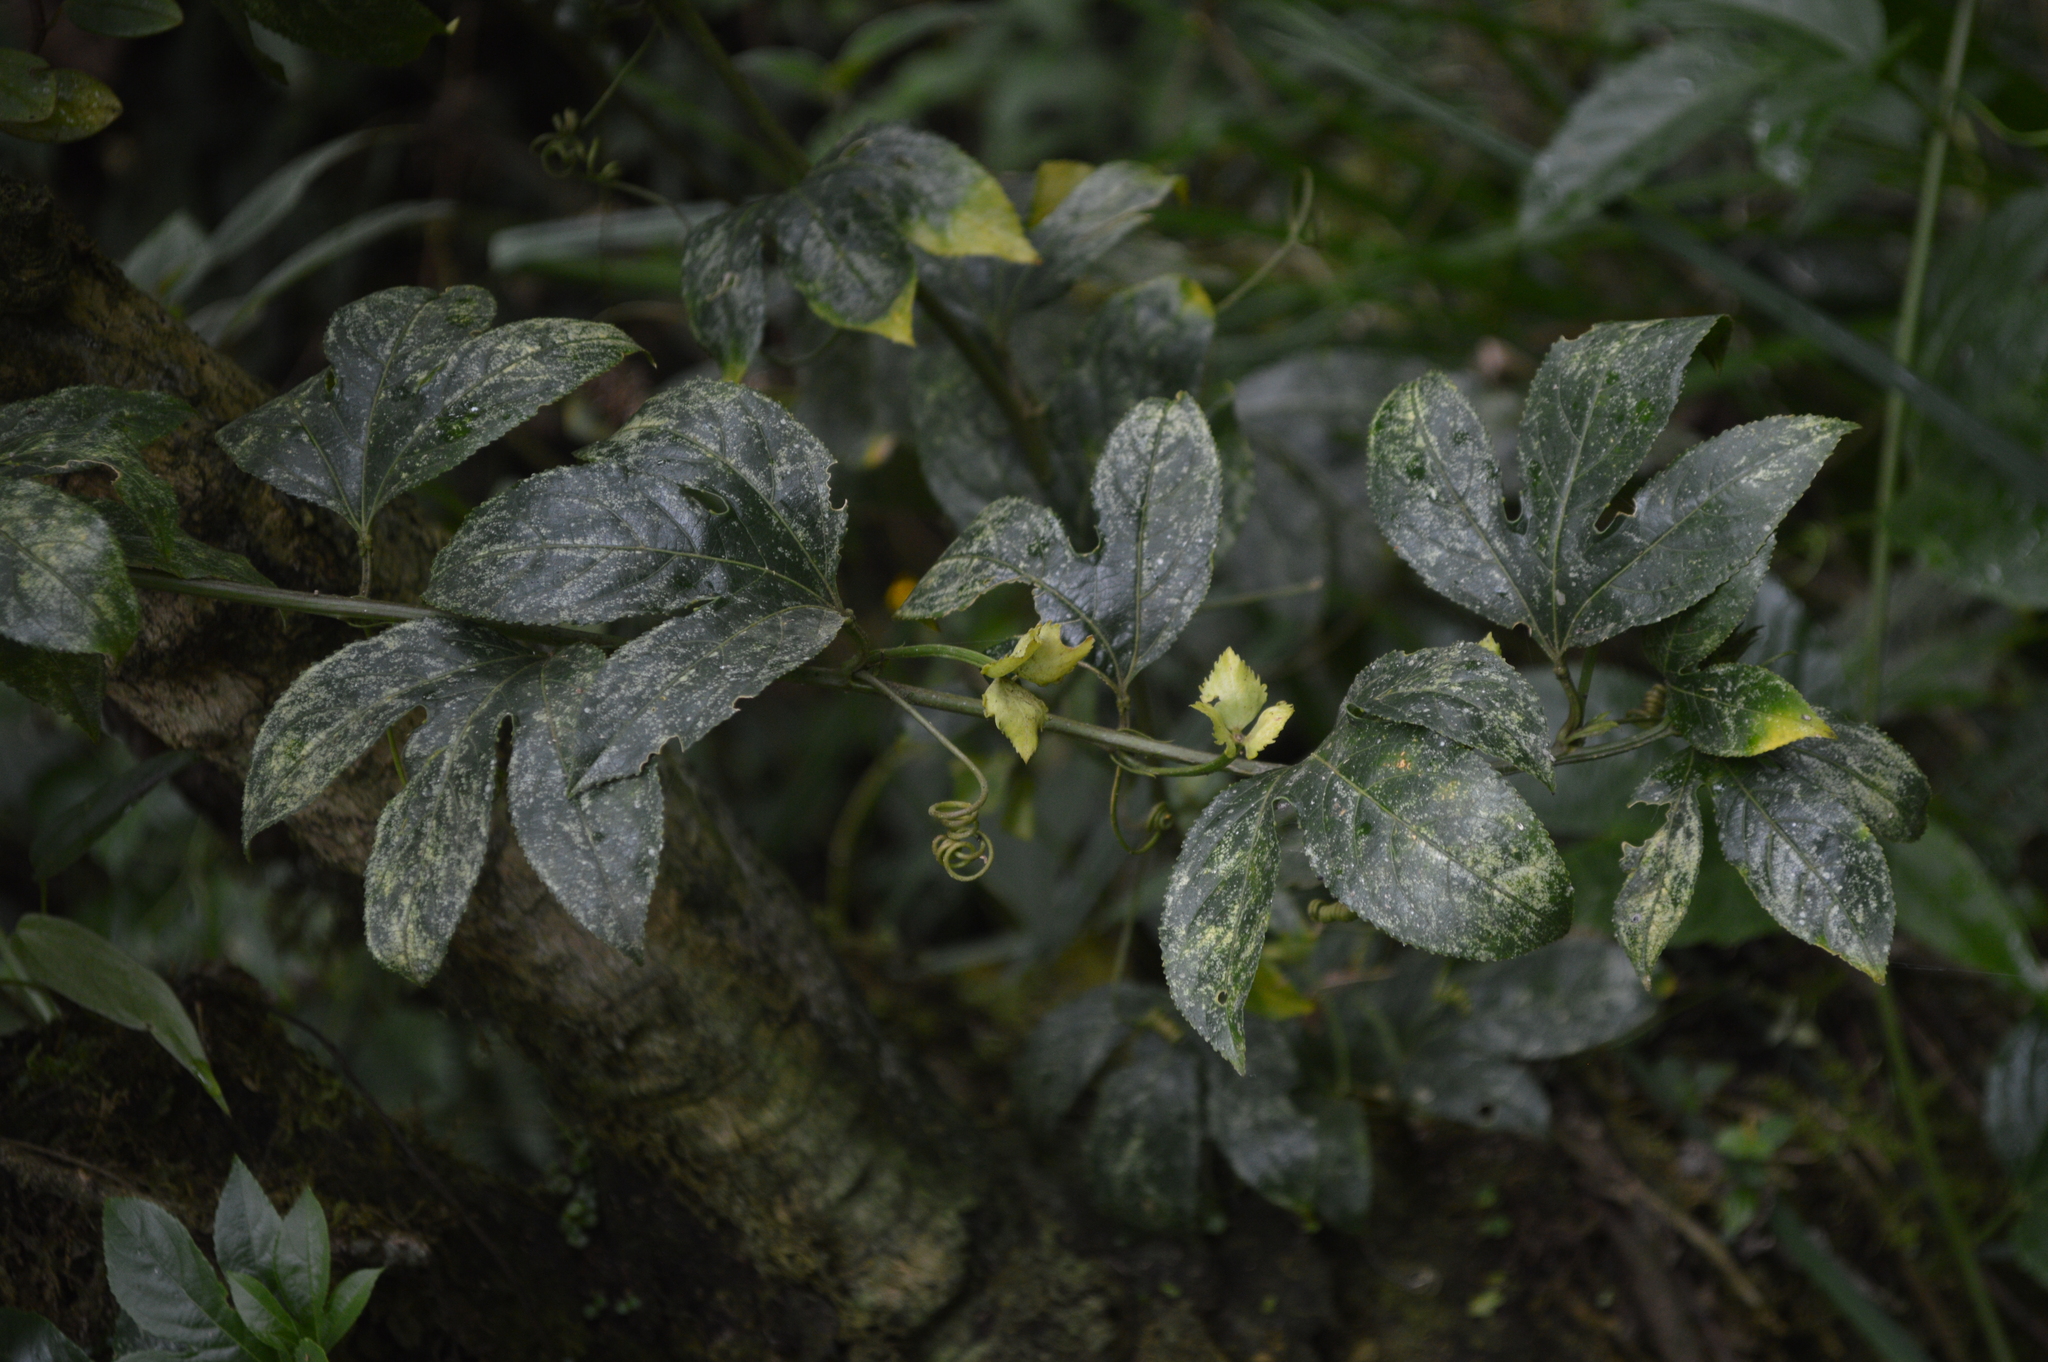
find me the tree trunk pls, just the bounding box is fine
[0,173,1035,1355]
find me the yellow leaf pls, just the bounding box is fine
[909,174,1040,264]
[847,274,918,347]
[1753,707,1834,753]
[1240,702,1294,759]
[1178,277,1215,319]
[983,622,1092,684]
[1246,959,1315,1021]
[1478,632,1502,657]
[1028,160,1095,226]
[981,676,1048,763]
[1191,701,1236,756]
[1195,647,1267,735]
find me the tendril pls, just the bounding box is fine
[859,671,994,882]
[1108,763,1173,855]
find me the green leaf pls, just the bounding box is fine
[1452,937,1656,1058]
[425,380,846,792]
[1203,1020,1318,1215]
[1985,1018,2048,1191]
[2008,1202,2048,1295]
[680,204,766,381]
[908,342,1041,528]
[0,480,138,659]
[1287,714,1571,960]
[208,0,287,82]
[1614,754,1707,982]
[101,1198,242,1350]
[1047,275,1214,474]
[294,1340,328,1362]
[827,4,984,91]
[1710,755,1894,978]
[0,1308,90,1362]
[122,210,211,300]
[898,394,1220,685]
[0,637,103,737]
[1159,773,1285,1070]
[917,161,1181,329]
[272,1187,330,1338]
[0,67,121,142]
[1013,982,1162,1135]
[244,619,667,981]
[238,0,444,66]
[1665,663,1832,757]
[226,1272,299,1352]
[216,286,636,539]
[1083,1032,1202,1232]
[29,749,195,881]
[63,0,184,40]
[1889,824,2043,990]
[319,1269,380,1350]
[1518,39,1765,234]
[505,647,663,959]
[214,1158,285,1285]
[87,497,272,587]
[1342,643,1554,787]
[771,164,918,344]
[1367,324,1849,657]
[0,50,56,124]
[1766,711,1927,842]
[1642,535,1772,674]
[1397,1047,1550,1136]
[9,914,229,1113]
[1703,0,1885,62]
[833,125,1036,263]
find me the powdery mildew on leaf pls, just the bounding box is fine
[1342,642,1555,786]
[1614,756,1706,981]
[772,163,919,343]
[0,480,139,658]
[1367,319,1850,658]
[1159,773,1285,1071]
[1768,710,1928,842]
[1048,275,1214,468]
[834,125,1037,264]
[1082,1032,1202,1233]
[1664,662,1832,757]
[1642,533,1773,674]
[680,203,767,381]
[506,647,663,959]
[909,341,1040,528]
[898,395,1219,685]
[1287,714,1571,960]
[1711,755,1895,979]
[216,285,636,534]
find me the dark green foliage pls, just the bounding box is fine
[1342,643,1554,786]
[1158,773,1285,1071]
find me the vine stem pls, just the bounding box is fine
[1865,0,1975,722]
[652,0,810,185]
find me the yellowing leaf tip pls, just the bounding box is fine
[981,676,1048,763]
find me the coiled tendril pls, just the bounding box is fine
[860,671,995,882]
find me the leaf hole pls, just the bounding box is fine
[682,487,731,516]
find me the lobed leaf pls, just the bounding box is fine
[898,395,1219,685]
[1642,534,1772,674]
[1342,643,1554,786]
[0,480,139,659]
[1287,714,1572,960]
[680,204,767,381]
[1082,1032,1202,1233]
[217,286,636,537]
[1664,663,1832,757]
[1159,773,1285,1071]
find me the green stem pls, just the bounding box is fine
[1552,721,1673,767]
[653,0,810,185]
[1865,0,1976,722]
[795,668,1280,776]
[1874,982,2014,1362]
[870,643,999,670]
[916,290,1057,492]
[357,530,374,597]
[1110,750,1235,779]
[128,569,617,650]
